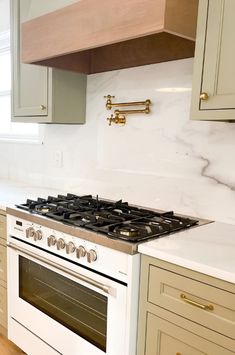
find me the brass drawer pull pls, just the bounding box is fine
[176,353,182,355]
[180,293,214,311]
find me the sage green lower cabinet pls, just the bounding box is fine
[137,256,235,355]
[145,313,234,355]
[191,0,235,121]
[11,0,87,124]
[0,211,7,337]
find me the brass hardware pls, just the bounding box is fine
[104,95,151,110]
[180,293,214,311]
[115,107,150,115]
[176,353,182,355]
[40,104,46,110]
[104,95,115,110]
[104,94,151,126]
[107,113,126,126]
[200,92,209,101]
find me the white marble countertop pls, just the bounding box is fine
[0,179,62,211]
[138,222,235,284]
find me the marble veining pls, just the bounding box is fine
[0,58,235,225]
[201,155,235,192]
[175,134,235,192]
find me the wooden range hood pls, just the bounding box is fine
[22,0,199,74]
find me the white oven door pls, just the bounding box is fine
[7,239,128,355]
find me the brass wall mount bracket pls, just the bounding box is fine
[104,95,151,126]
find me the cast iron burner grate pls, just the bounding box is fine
[16,194,198,242]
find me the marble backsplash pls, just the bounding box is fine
[0,58,235,224]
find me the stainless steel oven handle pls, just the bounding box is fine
[7,242,111,295]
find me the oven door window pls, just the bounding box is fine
[19,256,107,352]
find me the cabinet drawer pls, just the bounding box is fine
[148,265,235,339]
[0,244,7,283]
[145,312,234,355]
[0,214,6,242]
[0,285,7,330]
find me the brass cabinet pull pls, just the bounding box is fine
[200,92,209,101]
[40,104,46,110]
[180,293,214,311]
[176,353,182,355]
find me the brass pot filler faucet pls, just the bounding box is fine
[104,95,152,126]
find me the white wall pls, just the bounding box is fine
[0,0,10,32]
[1,58,235,224]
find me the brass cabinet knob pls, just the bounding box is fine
[40,104,46,110]
[176,353,182,355]
[200,92,209,101]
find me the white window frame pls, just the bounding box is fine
[0,30,44,144]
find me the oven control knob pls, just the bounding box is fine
[76,246,86,259]
[66,242,76,254]
[57,238,65,250]
[34,230,43,241]
[47,235,57,247]
[26,227,35,239]
[87,249,97,263]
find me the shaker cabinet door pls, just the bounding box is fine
[11,0,49,120]
[11,0,86,124]
[145,312,234,355]
[191,0,235,120]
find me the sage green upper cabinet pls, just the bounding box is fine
[11,0,86,124]
[191,0,235,121]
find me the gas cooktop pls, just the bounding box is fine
[15,194,199,243]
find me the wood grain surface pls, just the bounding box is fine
[0,334,25,355]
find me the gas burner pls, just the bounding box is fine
[16,194,199,243]
[114,226,140,238]
[35,205,52,214]
[108,221,162,241]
